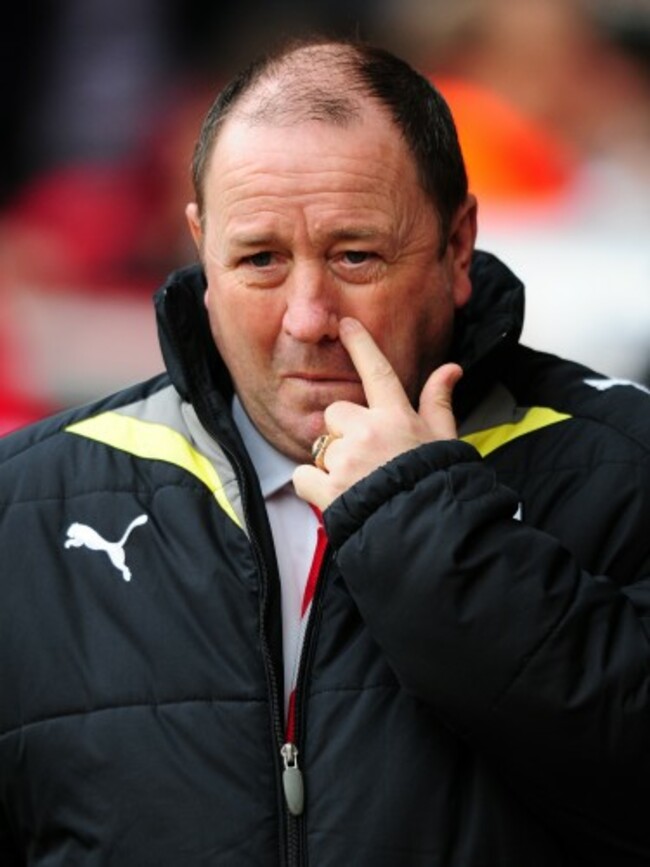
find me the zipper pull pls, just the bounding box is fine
[281,742,304,816]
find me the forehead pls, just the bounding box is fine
[203,104,423,216]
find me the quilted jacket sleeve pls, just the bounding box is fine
[0,824,21,866]
[325,439,650,865]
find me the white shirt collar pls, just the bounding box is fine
[232,397,298,499]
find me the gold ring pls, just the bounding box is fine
[311,433,337,471]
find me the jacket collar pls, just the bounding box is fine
[451,250,524,418]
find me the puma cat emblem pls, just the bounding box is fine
[64,514,149,582]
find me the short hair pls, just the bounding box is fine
[191,37,468,251]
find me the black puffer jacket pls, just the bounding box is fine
[1,252,649,866]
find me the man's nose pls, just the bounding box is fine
[282,265,339,343]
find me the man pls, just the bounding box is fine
[1,38,649,867]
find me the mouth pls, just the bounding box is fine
[285,373,362,386]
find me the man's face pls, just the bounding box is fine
[187,103,476,462]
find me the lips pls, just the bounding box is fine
[283,373,364,398]
[284,373,363,391]
[280,373,367,409]
[286,372,360,383]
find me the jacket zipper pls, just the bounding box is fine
[282,510,328,798]
[281,547,333,865]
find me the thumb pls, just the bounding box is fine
[418,363,463,439]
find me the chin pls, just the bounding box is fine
[257,410,323,463]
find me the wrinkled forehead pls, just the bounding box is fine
[204,103,417,203]
[197,110,434,253]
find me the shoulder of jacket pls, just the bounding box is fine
[505,346,650,457]
[0,373,171,475]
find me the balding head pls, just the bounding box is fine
[233,42,366,127]
[191,38,468,251]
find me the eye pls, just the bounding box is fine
[243,251,274,268]
[342,250,373,265]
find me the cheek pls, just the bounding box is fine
[360,288,454,392]
[206,284,283,365]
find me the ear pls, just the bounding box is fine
[185,202,203,251]
[447,194,477,309]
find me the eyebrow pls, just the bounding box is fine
[229,233,280,249]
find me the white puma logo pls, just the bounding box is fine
[584,377,650,396]
[64,514,149,582]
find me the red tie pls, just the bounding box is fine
[285,506,328,743]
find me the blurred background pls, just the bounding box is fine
[1,0,649,434]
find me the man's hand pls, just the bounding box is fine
[293,317,463,511]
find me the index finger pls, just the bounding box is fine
[338,317,412,409]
